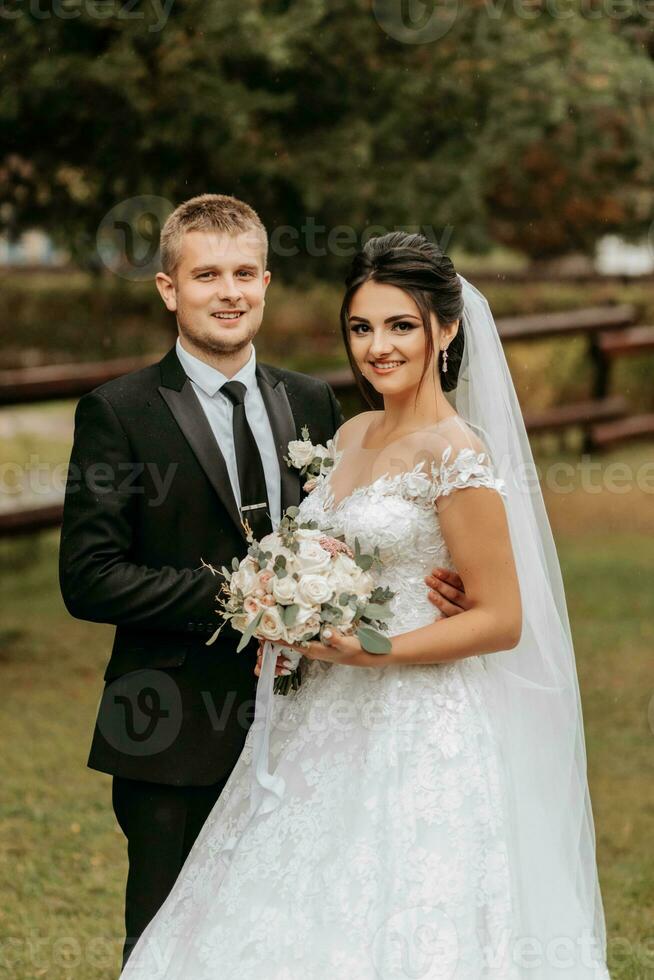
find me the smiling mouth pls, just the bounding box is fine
[211,311,245,320]
[369,360,405,372]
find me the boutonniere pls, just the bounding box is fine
[285,426,336,492]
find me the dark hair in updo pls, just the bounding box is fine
[340,232,465,408]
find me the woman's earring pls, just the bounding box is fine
[441,347,449,373]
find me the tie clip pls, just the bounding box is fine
[241,502,267,512]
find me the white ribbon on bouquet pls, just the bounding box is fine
[248,640,301,818]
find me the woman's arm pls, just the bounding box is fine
[299,485,522,668]
[389,486,522,665]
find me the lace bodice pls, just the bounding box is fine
[299,427,507,636]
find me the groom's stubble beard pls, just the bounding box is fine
[175,297,263,358]
[183,323,260,358]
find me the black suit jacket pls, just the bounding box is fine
[59,346,343,786]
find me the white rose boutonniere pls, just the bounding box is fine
[285,426,337,492]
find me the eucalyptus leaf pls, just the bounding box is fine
[283,604,299,627]
[236,609,264,653]
[364,602,392,620]
[356,625,392,655]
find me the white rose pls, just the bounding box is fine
[287,439,315,468]
[338,604,356,627]
[296,538,331,575]
[336,554,374,591]
[258,533,293,563]
[326,554,365,593]
[288,613,321,642]
[256,570,274,592]
[327,567,351,597]
[272,575,298,605]
[231,561,258,595]
[330,552,355,576]
[243,596,261,616]
[231,613,250,633]
[296,574,333,607]
[294,527,323,541]
[258,607,287,642]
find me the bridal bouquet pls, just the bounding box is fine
[208,507,395,695]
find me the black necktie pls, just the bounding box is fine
[220,380,273,540]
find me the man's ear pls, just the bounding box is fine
[155,271,177,312]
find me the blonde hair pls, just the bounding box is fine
[159,193,268,278]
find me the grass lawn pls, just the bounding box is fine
[0,442,653,978]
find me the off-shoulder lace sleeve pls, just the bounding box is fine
[431,445,507,501]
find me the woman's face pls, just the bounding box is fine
[347,280,450,398]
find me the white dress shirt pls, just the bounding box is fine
[175,339,282,527]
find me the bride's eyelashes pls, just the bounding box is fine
[349,321,418,336]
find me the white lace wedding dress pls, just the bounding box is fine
[119,416,536,979]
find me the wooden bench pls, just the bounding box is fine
[523,396,628,434]
[597,325,654,358]
[497,305,636,342]
[0,355,158,406]
[0,501,64,538]
[591,414,654,449]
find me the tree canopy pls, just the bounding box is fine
[1,0,653,277]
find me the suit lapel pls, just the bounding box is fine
[157,347,246,539]
[256,364,301,514]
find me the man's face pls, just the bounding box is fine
[156,230,271,358]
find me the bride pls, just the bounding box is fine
[120,233,611,979]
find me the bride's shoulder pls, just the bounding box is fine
[333,411,381,451]
[404,414,489,462]
[407,416,507,500]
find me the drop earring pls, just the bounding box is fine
[441,347,449,373]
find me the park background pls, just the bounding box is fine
[1,1,654,977]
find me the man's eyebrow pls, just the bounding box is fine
[348,314,421,323]
[189,263,260,274]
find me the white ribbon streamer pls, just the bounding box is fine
[248,640,287,816]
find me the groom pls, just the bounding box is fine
[59,193,467,970]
